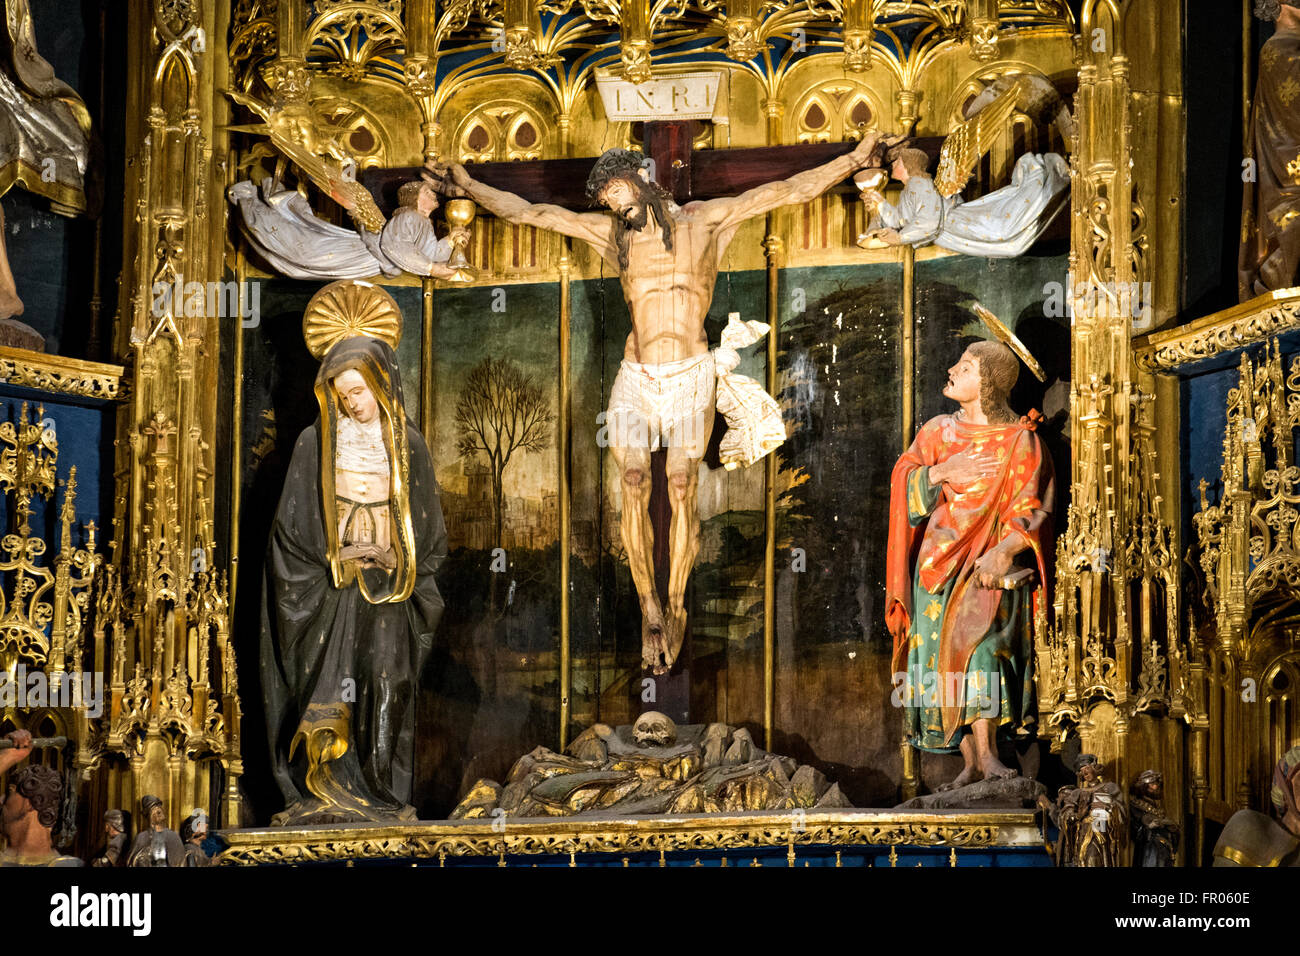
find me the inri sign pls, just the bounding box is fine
[595,71,722,122]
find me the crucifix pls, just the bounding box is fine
[363,121,940,720]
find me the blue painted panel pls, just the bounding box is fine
[0,388,114,553]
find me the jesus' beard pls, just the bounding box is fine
[618,201,650,232]
[610,182,676,272]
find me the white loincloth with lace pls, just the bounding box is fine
[604,313,786,468]
[712,314,787,469]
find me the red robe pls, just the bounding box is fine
[886,412,1053,743]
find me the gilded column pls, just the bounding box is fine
[1029,3,1194,853]
[760,96,784,749]
[405,0,439,164]
[558,243,573,749]
[106,0,242,831]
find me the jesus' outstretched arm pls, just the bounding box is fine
[423,160,615,261]
[694,130,886,233]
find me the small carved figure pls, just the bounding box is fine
[230,177,466,281]
[126,794,184,867]
[1213,744,1300,867]
[1130,769,1179,867]
[0,0,95,322]
[91,809,127,867]
[179,809,210,867]
[860,79,1070,257]
[379,181,468,277]
[0,731,81,867]
[229,178,400,281]
[862,146,1069,257]
[1038,754,1127,867]
[226,89,382,231]
[1240,2,1300,298]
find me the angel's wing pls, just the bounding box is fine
[225,89,273,125]
[270,136,386,233]
[933,77,1025,198]
[225,90,386,234]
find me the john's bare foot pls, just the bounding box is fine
[980,754,1018,781]
[937,764,981,791]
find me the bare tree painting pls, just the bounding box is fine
[453,356,554,550]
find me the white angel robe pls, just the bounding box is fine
[877,152,1070,258]
[229,179,399,280]
[229,179,456,280]
[379,207,454,276]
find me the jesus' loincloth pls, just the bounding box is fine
[604,315,787,468]
[606,352,716,459]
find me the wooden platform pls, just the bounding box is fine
[215,808,1050,866]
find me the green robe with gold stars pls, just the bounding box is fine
[886,413,1053,753]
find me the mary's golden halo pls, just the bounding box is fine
[302,279,402,360]
[971,303,1047,383]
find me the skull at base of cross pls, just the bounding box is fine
[632,711,677,748]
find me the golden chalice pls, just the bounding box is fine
[444,198,477,282]
[853,167,890,250]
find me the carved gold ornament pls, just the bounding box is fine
[215,810,1029,865]
[225,89,387,234]
[303,280,403,360]
[1193,338,1300,815]
[1135,289,1300,373]
[0,348,124,400]
[0,402,99,674]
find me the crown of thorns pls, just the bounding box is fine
[586,148,648,200]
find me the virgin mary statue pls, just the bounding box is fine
[260,281,447,825]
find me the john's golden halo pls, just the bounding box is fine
[971,303,1047,383]
[302,279,403,360]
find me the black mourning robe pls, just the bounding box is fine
[259,336,447,820]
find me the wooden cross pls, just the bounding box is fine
[361,123,941,210]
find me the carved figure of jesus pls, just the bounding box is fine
[426,134,882,673]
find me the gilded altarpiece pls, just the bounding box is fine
[214,0,1095,829]
[0,0,1214,866]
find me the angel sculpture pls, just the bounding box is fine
[225,90,468,281]
[857,77,1071,259]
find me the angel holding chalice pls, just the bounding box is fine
[225,89,477,281]
[855,78,1071,258]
